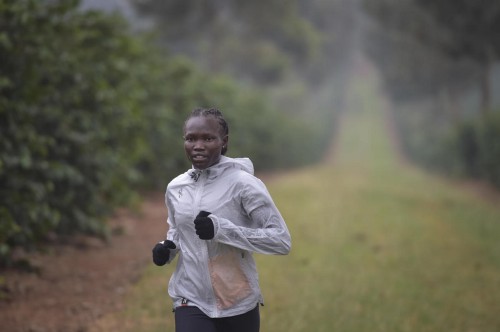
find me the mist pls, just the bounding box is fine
[3,1,500,331]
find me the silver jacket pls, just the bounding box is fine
[163,156,291,318]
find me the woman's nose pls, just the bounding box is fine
[193,140,205,149]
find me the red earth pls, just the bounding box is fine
[0,192,168,332]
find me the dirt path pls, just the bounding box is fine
[0,192,167,332]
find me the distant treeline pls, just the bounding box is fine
[129,0,357,87]
[363,0,500,188]
[0,0,339,264]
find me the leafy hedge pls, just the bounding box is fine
[0,0,148,258]
[0,0,334,264]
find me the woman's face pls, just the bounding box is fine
[184,116,228,170]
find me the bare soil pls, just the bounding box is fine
[0,192,167,332]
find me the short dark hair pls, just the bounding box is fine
[186,107,229,155]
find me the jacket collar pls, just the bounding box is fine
[188,156,254,182]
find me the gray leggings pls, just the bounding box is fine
[174,305,260,332]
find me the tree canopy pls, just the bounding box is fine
[363,0,500,112]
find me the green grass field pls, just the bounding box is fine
[92,68,500,332]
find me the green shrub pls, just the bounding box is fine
[0,0,144,257]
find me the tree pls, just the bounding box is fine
[415,0,500,113]
[129,0,321,84]
[362,0,482,119]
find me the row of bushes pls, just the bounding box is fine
[393,107,500,188]
[0,0,334,264]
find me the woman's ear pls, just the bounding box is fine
[221,135,229,155]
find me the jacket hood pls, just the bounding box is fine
[216,156,254,175]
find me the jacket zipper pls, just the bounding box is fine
[194,172,220,317]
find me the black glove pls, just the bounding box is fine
[152,240,176,266]
[194,211,214,240]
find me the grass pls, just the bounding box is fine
[91,64,500,332]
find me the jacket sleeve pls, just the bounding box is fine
[211,178,291,255]
[164,191,180,264]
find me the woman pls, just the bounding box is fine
[152,108,291,332]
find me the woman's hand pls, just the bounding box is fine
[152,240,176,266]
[194,211,214,240]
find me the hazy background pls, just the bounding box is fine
[2,2,500,331]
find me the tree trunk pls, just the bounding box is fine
[440,86,461,124]
[479,58,492,115]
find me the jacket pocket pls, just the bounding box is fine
[209,251,252,310]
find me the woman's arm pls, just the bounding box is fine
[210,179,291,255]
[164,193,180,263]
